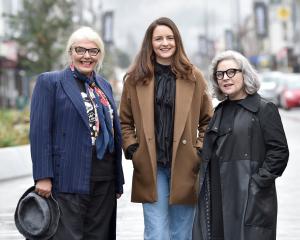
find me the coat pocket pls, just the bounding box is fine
[132,146,141,171]
[245,178,277,228]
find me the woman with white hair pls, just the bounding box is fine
[193,50,289,240]
[30,26,124,239]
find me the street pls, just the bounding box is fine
[0,109,299,239]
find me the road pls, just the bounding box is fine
[0,108,299,239]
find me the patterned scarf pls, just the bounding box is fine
[73,67,114,160]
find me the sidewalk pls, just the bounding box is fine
[0,145,31,181]
[0,146,144,239]
[116,160,144,239]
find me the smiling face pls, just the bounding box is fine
[152,25,176,65]
[70,40,100,76]
[216,59,247,100]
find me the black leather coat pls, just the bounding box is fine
[193,93,289,240]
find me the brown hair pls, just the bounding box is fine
[124,17,193,85]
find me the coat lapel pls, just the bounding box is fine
[60,68,90,130]
[172,78,195,161]
[136,79,157,168]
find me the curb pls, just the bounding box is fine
[0,145,32,181]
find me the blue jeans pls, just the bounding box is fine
[143,166,195,240]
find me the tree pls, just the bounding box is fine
[5,0,74,77]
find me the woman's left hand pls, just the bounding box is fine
[116,193,122,199]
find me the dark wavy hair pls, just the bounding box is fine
[124,17,193,84]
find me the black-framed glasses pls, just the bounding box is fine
[215,68,242,80]
[73,47,100,56]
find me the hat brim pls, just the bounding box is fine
[14,186,60,240]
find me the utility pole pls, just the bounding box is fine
[236,0,242,52]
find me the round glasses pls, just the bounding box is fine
[73,47,100,56]
[215,68,242,80]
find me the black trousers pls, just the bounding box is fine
[51,180,116,240]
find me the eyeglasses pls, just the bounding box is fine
[215,68,242,80]
[73,47,100,56]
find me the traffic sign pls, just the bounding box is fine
[277,6,290,21]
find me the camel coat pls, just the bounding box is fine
[119,67,213,204]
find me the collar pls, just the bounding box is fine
[154,61,173,75]
[215,93,260,113]
[208,93,260,134]
[72,67,96,88]
[237,93,260,113]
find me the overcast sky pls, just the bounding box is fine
[100,0,254,57]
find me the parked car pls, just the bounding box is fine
[258,71,285,106]
[279,73,300,110]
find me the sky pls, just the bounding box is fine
[100,0,254,57]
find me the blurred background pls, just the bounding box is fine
[1,0,300,147]
[0,0,300,113]
[1,1,300,239]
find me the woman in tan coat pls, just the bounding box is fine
[119,17,213,240]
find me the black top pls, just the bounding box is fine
[219,99,240,134]
[210,99,240,240]
[154,62,176,167]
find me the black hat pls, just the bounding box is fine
[14,186,60,240]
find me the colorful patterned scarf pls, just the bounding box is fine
[73,67,114,160]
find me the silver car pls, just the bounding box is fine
[258,71,285,106]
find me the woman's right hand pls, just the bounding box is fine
[35,178,52,198]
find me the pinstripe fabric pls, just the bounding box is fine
[30,67,124,194]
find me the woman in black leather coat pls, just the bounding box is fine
[193,50,289,240]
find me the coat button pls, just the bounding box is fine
[182,139,187,144]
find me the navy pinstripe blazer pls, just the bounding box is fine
[30,67,124,194]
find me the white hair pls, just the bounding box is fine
[209,50,260,101]
[66,26,105,72]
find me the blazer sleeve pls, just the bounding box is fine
[194,69,213,149]
[119,79,139,152]
[252,102,289,187]
[30,72,56,181]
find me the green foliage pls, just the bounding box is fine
[0,108,30,147]
[4,0,74,76]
